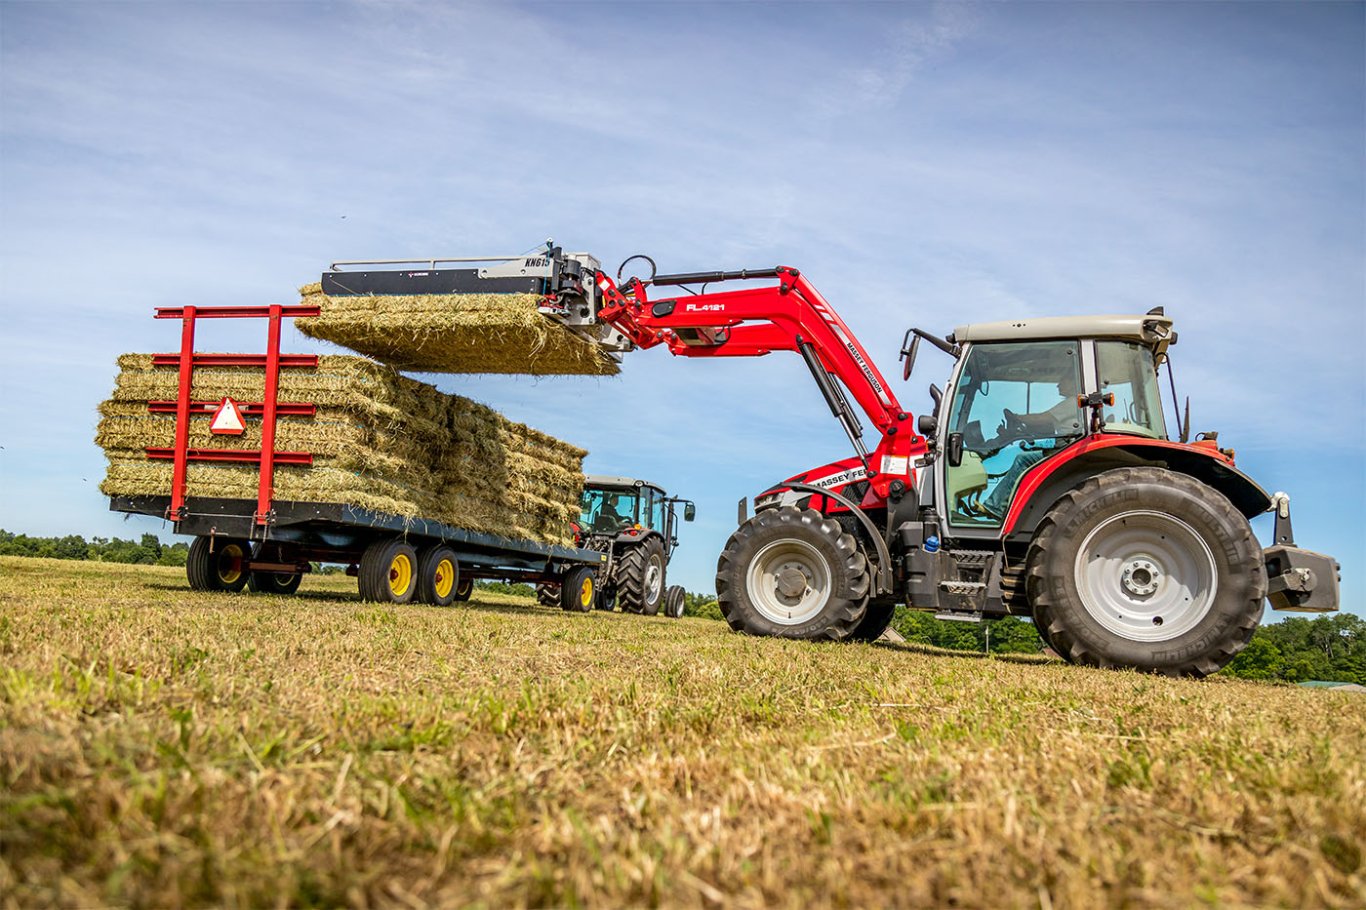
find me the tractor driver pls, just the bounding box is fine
[592,491,631,532]
[979,378,1083,519]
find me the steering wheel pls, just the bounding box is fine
[993,408,1031,445]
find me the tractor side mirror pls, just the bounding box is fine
[918,414,938,438]
[684,502,696,522]
[899,331,921,381]
[947,432,964,467]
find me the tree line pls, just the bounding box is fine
[0,529,189,566]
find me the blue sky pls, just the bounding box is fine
[1,1,1361,616]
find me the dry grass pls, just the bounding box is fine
[296,284,619,376]
[2,556,1363,908]
[95,355,586,544]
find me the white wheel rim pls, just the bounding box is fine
[645,557,663,604]
[746,539,832,625]
[1074,510,1217,642]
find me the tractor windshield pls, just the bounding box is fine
[945,341,1084,528]
[579,488,639,534]
[1096,341,1167,439]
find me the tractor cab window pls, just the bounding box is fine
[648,488,668,533]
[580,488,638,533]
[945,341,1083,528]
[1097,341,1167,439]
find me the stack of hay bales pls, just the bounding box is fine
[296,283,619,376]
[96,354,586,545]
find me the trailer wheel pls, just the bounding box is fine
[536,583,561,608]
[716,506,870,641]
[664,584,686,618]
[560,566,596,613]
[595,582,616,611]
[453,578,474,602]
[417,546,459,607]
[849,597,897,642]
[1027,467,1265,678]
[618,538,666,615]
[359,539,419,604]
[248,571,302,595]
[186,536,251,593]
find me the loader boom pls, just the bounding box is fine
[586,267,921,499]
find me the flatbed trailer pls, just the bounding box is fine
[110,494,607,608]
[103,300,606,611]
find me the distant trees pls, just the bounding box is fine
[893,610,1044,654]
[1221,614,1365,684]
[0,529,189,566]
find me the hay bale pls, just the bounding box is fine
[96,354,587,545]
[295,283,620,376]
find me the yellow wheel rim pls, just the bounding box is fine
[434,558,455,599]
[388,553,413,597]
[580,577,594,608]
[218,544,244,584]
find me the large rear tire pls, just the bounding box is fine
[186,536,251,593]
[1027,467,1265,678]
[716,506,870,641]
[617,538,666,615]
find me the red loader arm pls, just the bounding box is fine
[587,266,923,500]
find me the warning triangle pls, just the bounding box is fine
[210,397,246,435]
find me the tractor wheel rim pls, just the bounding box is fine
[388,553,413,597]
[747,539,832,625]
[217,544,244,584]
[1075,510,1217,642]
[645,558,663,603]
[434,559,454,599]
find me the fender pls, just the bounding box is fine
[1002,435,1273,541]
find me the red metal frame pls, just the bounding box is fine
[151,303,320,526]
[589,267,923,501]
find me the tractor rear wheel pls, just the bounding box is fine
[716,506,870,641]
[1027,467,1265,678]
[664,584,686,618]
[536,583,560,608]
[186,536,251,593]
[617,538,666,615]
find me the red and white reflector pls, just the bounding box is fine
[210,397,246,435]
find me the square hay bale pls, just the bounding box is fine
[96,354,587,544]
[296,283,620,376]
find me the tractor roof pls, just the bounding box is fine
[584,474,664,492]
[951,313,1176,351]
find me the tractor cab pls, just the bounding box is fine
[578,475,696,554]
[911,313,1179,534]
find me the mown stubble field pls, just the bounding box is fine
[1,556,1363,908]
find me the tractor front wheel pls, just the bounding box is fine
[664,584,686,618]
[1027,467,1265,677]
[716,507,870,640]
[536,583,560,608]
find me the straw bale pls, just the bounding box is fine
[296,283,620,376]
[96,354,587,545]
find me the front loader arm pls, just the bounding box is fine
[586,266,920,498]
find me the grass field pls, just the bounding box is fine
[2,556,1363,908]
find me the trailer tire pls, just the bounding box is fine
[359,539,419,604]
[453,578,474,602]
[595,582,616,611]
[618,538,666,615]
[186,536,251,593]
[1026,467,1265,678]
[417,546,459,607]
[664,584,686,618]
[560,566,596,613]
[850,597,897,641]
[248,571,302,595]
[716,506,870,641]
[536,583,561,608]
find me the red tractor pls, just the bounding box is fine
[323,245,1339,677]
[576,257,1340,677]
